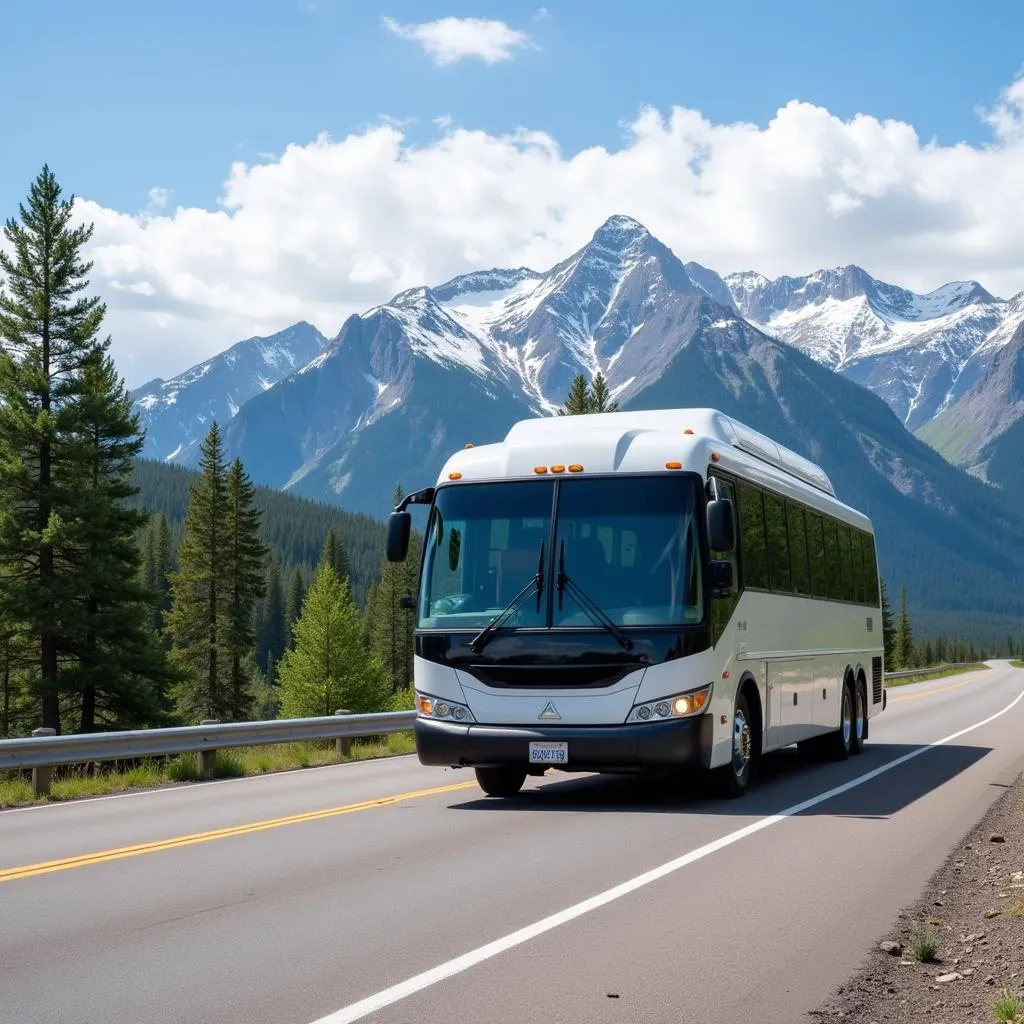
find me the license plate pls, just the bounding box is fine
[529,741,568,764]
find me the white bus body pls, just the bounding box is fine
[386,408,886,798]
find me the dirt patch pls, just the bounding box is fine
[809,772,1024,1024]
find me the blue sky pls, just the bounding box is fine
[3,0,1023,213]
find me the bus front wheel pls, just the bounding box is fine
[475,766,527,797]
[712,690,757,799]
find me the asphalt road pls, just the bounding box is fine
[2,663,1023,1024]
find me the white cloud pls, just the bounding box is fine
[61,75,1024,386]
[382,15,536,65]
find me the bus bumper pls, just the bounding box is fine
[414,715,714,772]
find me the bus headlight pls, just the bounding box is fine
[627,684,712,724]
[417,694,475,723]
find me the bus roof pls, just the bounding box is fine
[438,408,871,530]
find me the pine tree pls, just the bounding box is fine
[322,528,351,584]
[590,372,619,413]
[165,423,230,722]
[893,584,914,670]
[256,560,287,682]
[278,562,387,717]
[558,374,592,416]
[152,513,174,635]
[0,166,106,731]
[222,459,266,721]
[879,577,896,667]
[0,607,30,738]
[285,566,306,635]
[65,353,176,731]
[557,372,618,416]
[366,484,420,692]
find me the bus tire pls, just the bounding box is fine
[474,766,527,797]
[850,677,868,755]
[712,690,757,799]
[823,678,855,761]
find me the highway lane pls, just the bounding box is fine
[1,662,1022,1024]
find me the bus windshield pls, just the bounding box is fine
[417,476,704,631]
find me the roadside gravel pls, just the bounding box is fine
[809,770,1024,1024]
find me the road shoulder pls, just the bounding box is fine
[809,769,1024,1023]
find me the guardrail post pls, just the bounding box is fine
[199,720,219,779]
[335,709,352,758]
[31,727,56,797]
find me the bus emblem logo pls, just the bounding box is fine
[539,701,561,720]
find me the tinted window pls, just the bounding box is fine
[709,476,739,644]
[787,503,811,596]
[418,481,553,629]
[737,483,769,590]
[553,476,703,627]
[838,524,856,601]
[806,511,828,598]
[763,492,791,593]
[851,529,866,603]
[861,532,880,606]
[823,518,841,599]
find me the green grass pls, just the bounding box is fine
[993,987,1023,1023]
[0,732,416,809]
[1011,660,1024,670]
[885,663,990,687]
[909,921,940,963]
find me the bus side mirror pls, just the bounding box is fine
[710,560,733,598]
[707,499,735,552]
[387,511,411,562]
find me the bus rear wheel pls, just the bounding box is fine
[822,680,855,761]
[475,766,527,797]
[850,678,867,755]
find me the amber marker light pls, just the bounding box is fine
[464,443,474,449]
[568,464,584,472]
[448,472,462,480]
[684,428,694,435]
[710,452,721,463]
[417,696,434,715]
[665,461,682,470]
[550,464,565,473]
[534,466,548,474]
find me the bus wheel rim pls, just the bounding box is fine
[842,690,852,745]
[733,709,751,776]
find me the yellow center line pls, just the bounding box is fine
[0,780,477,884]
[887,673,989,703]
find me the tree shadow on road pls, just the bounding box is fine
[445,742,995,819]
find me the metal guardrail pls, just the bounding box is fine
[0,662,981,798]
[882,663,973,681]
[0,710,417,797]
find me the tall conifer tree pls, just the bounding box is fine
[165,423,230,722]
[0,166,108,730]
[223,458,266,720]
[67,353,175,730]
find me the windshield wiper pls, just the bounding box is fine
[468,542,544,653]
[556,540,634,651]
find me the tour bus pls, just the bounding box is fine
[386,408,886,799]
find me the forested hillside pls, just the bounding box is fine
[130,459,388,607]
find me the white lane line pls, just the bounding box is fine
[310,685,1024,1024]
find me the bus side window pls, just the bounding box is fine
[737,483,769,590]
[763,492,791,594]
[709,477,739,644]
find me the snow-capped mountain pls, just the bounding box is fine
[212,216,1024,621]
[724,266,1024,452]
[131,322,327,463]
